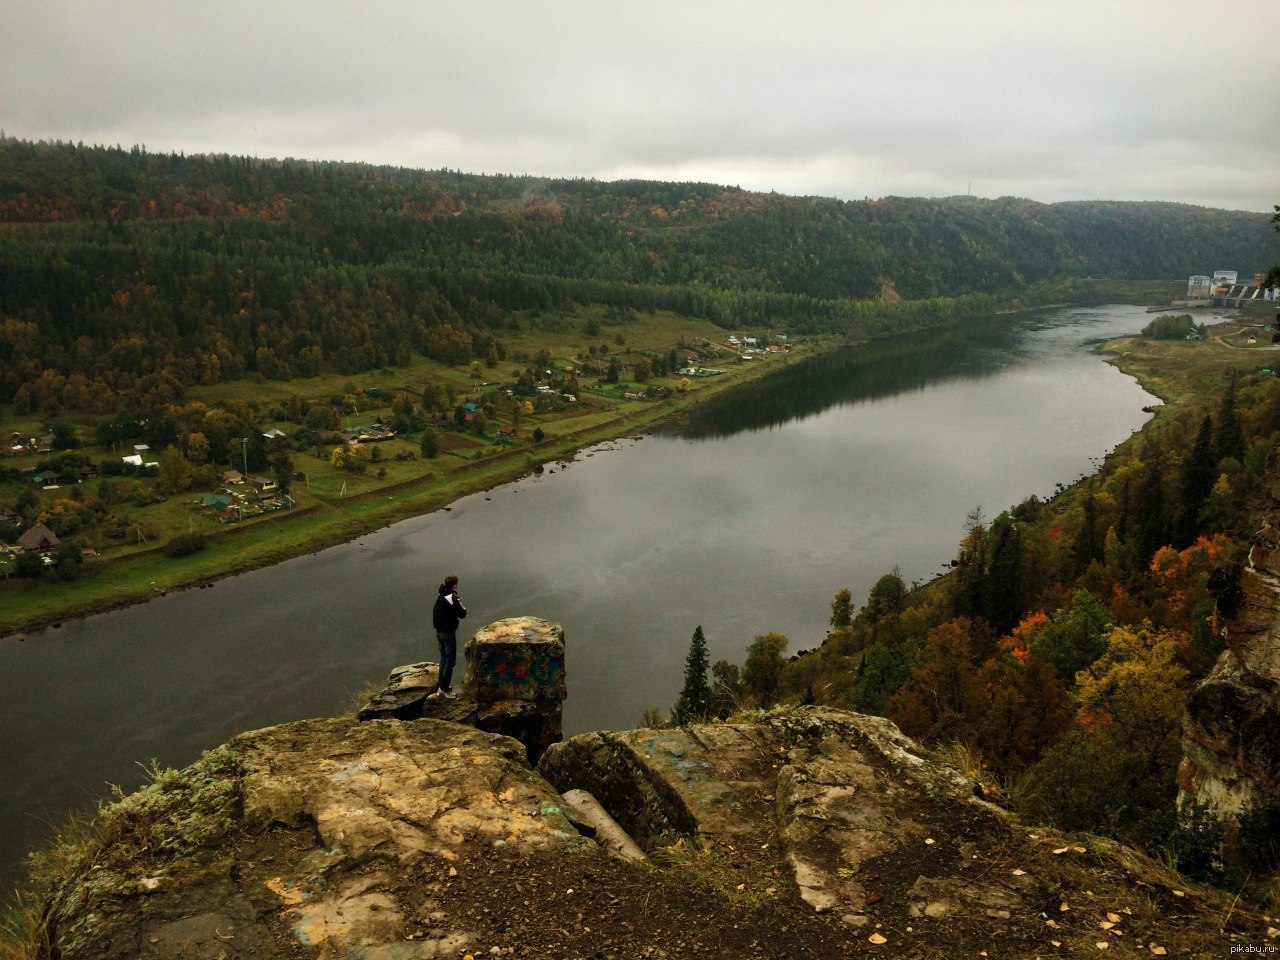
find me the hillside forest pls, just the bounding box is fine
[680,354,1280,899]
[0,136,1273,418]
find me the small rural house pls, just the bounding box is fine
[18,523,60,553]
[200,493,237,520]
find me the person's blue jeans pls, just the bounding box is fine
[435,629,457,691]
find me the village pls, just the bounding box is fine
[0,326,792,583]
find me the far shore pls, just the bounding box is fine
[3,296,1189,639]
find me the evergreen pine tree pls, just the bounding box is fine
[674,626,712,723]
[1073,489,1102,575]
[984,513,1024,634]
[1213,373,1245,465]
[1177,415,1216,546]
[1134,456,1169,561]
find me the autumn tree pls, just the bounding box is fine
[709,660,743,718]
[420,427,440,459]
[156,444,194,494]
[973,655,1071,774]
[886,618,983,743]
[270,451,294,496]
[1028,589,1112,685]
[742,632,788,706]
[829,588,853,631]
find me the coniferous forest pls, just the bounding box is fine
[0,136,1273,416]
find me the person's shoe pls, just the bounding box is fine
[441,688,459,700]
[426,689,444,699]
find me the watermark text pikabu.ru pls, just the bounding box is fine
[1231,946,1276,955]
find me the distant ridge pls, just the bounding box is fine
[0,136,1271,405]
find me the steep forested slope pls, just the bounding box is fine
[0,137,1272,410]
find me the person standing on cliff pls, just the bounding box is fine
[429,574,466,699]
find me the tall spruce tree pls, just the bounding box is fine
[674,626,711,723]
[1213,373,1245,465]
[1177,415,1217,546]
[1073,489,1102,575]
[984,512,1024,635]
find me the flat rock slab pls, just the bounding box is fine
[355,661,439,720]
[42,717,596,960]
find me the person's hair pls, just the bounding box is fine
[444,575,459,589]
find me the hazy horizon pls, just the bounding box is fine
[3,1,1276,214]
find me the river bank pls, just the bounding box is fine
[2,334,833,638]
[3,296,1189,641]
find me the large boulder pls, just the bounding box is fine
[357,617,567,764]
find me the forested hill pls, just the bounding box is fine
[0,137,1272,409]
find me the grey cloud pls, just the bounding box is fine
[2,0,1275,211]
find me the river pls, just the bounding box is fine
[0,303,1157,891]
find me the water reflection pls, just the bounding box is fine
[666,314,1025,438]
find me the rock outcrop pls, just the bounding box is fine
[39,717,592,960]
[1180,508,1280,816]
[357,616,566,764]
[28,618,1273,958]
[36,709,1270,958]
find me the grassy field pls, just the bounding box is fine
[0,309,827,634]
[1104,317,1279,414]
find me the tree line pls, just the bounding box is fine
[1,136,1273,414]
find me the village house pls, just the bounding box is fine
[17,522,60,553]
[262,428,287,440]
[249,476,278,495]
[222,469,244,485]
[200,493,238,521]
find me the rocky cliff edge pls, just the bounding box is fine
[1180,502,1280,817]
[34,706,1272,960]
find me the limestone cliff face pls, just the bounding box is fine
[1179,509,1280,816]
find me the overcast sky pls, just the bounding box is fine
[3,1,1277,211]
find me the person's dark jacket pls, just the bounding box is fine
[432,583,467,633]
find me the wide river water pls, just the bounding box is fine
[0,304,1158,890]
